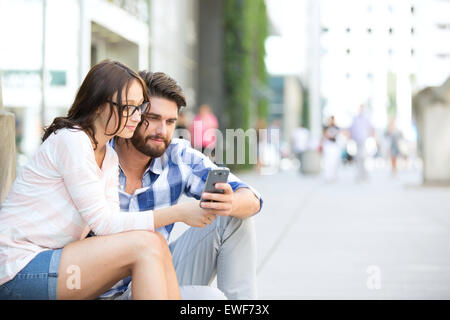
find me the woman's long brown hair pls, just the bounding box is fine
[42,60,149,149]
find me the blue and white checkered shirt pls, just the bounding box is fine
[98,138,263,299]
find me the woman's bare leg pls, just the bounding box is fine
[56,230,173,300]
[391,156,397,174]
[154,232,181,300]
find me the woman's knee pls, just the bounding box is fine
[123,230,166,262]
[151,231,174,263]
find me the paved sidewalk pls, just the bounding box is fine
[171,164,450,299]
[239,165,450,299]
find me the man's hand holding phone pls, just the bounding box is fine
[176,181,233,228]
[176,169,233,228]
[200,182,234,217]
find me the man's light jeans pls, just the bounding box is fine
[117,215,257,300]
[170,215,257,300]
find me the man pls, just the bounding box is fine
[100,71,262,300]
[350,105,374,181]
[322,115,341,182]
[189,103,219,158]
[291,125,309,165]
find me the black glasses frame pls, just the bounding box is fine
[108,101,150,116]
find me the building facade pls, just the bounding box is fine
[265,0,450,147]
[0,0,203,164]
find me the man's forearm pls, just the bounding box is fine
[231,188,261,219]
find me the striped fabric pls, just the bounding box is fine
[97,138,263,299]
[112,137,262,242]
[0,128,154,286]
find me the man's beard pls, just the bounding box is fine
[130,130,171,158]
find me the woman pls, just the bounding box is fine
[0,60,181,300]
[385,117,402,176]
[322,115,341,182]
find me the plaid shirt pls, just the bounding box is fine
[98,138,263,299]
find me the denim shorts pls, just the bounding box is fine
[0,249,63,300]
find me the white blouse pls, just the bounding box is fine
[0,128,154,285]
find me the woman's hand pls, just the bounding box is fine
[177,202,217,228]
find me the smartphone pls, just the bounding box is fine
[200,168,230,204]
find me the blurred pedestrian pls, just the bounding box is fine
[350,105,374,181]
[175,110,190,140]
[189,104,219,158]
[256,117,267,173]
[266,119,282,172]
[322,116,341,182]
[176,110,188,131]
[291,125,309,165]
[385,117,402,176]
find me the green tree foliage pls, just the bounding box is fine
[224,0,268,130]
[223,0,269,168]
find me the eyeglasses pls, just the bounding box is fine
[109,101,150,117]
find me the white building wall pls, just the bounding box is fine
[82,0,149,73]
[265,0,449,141]
[149,0,199,107]
[0,0,81,156]
[0,0,150,159]
[319,0,449,138]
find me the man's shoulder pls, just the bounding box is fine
[169,138,191,148]
[167,138,202,155]
[166,138,206,166]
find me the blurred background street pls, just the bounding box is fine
[1,0,450,299]
[244,164,450,299]
[171,160,450,299]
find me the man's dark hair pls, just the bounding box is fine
[138,71,186,110]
